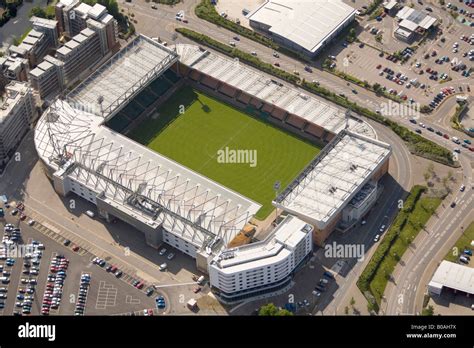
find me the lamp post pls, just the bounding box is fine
[273,181,281,225]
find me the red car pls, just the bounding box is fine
[136,281,144,289]
[147,309,154,316]
[469,147,474,152]
[72,245,79,252]
[443,134,449,139]
[193,286,201,293]
[376,64,382,69]
[20,214,27,221]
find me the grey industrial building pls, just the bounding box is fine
[248,0,357,58]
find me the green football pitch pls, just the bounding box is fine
[128,86,321,220]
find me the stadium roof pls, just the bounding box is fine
[176,44,375,138]
[68,35,179,118]
[34,35,261,251]
[210,215,312,274]
[429,261,474,295]
[273,130,391,229]
[248,0,356,54]
[396,6,437,30]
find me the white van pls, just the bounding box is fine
[85,210,95,218]
[197,275,205,285]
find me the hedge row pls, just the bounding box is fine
[356,185,426,311]
[176,28,455,166]
[195,0,278,49]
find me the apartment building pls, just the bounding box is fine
[8,17,59,68]
[209,215,313,302]
[0,82,35,169]
[28,56,64,100]
[55,28,102,85]
[56,0,118,52]
[27,1,119,100]
[0,55,29,82]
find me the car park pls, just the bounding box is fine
[315,285,325,292]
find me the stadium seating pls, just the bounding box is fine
[163,70,180,84]
[106,69,182,133]
[121,100,145,120]
[106,113,129,132]
[148,76,172,97]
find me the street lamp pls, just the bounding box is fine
[273,181,281,225]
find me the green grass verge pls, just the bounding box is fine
[357,186,443,310]
[175,27,455,167]
[128,86,320,220]
[444,222,474,262]
[450,102,468,131]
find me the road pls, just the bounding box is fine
[384,149,473,315]
[318,119,413,315]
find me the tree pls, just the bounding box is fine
[258,303,293,316]
[350,297,356,307]
[276,309,293,316]
[447,170,454,182]
[422,305,434,316]
[344,306,349,315]
[258,303,279,316]
[423,172,430,183]
[427,163,435,178]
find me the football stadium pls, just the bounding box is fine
[34,35,391,276]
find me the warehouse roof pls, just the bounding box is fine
[429,261,474,295]
[273,130,391,229]
[248,0,356,53]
